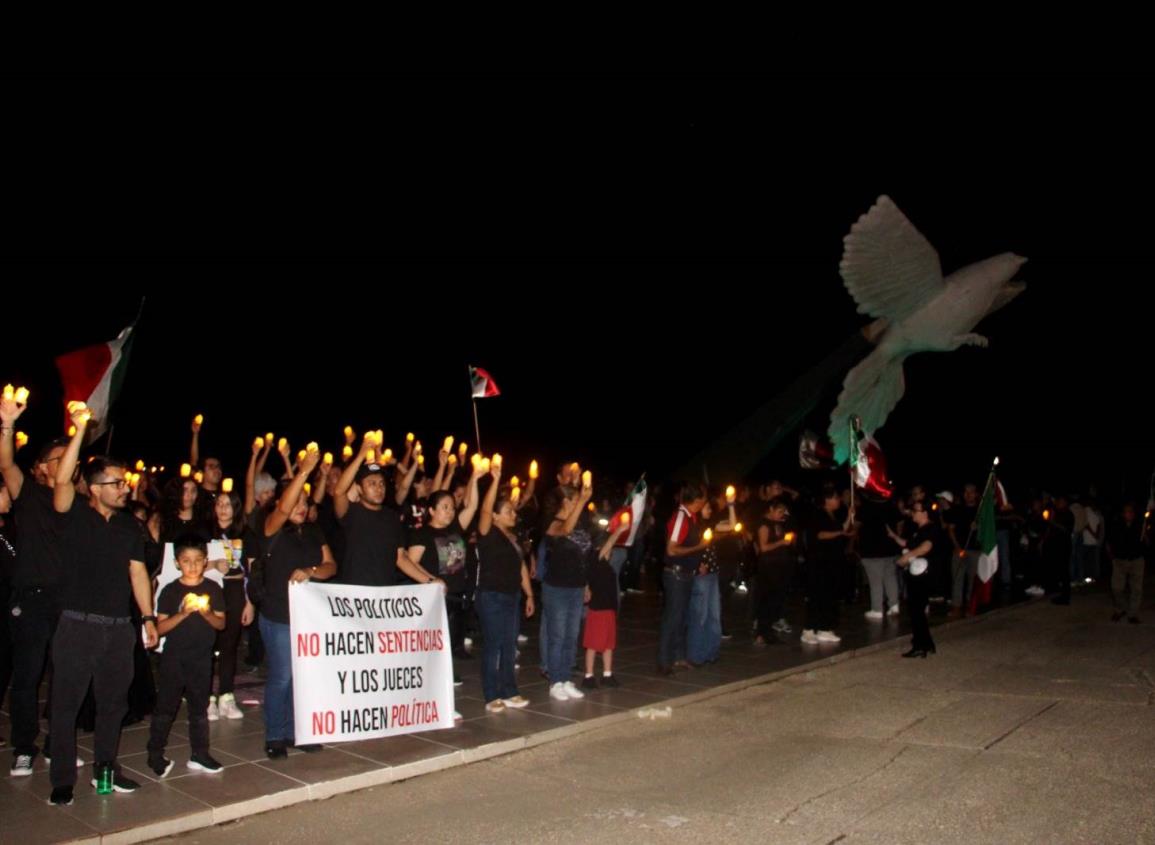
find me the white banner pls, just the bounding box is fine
[290,582,455,743]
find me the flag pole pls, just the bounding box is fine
[469,366,482,453]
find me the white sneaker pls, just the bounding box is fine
[773,618,793,633]
[516,634,528,645]
[563,681,585,699]
[887,604,901,616]
[864,610,884,620]
[816,630,842,643]
[800,629,819,644]
[10,754,33,777]
[502,696,530,709]
[485,700,506,713]
[549,683,571,701]
[453,710,463,721]
[218,693,244,720]
[463,637,473,648]
[207,696,219,722]
[1026,585,1045,596]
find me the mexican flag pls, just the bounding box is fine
[976,474,1000,583]
[609,478,648,547]
[55,324,135,442]
[469,366,500,399]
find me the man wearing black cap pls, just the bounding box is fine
[333,434,425,587]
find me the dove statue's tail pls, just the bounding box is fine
[830,346,907,466]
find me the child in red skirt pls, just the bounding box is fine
[582,523,629,689]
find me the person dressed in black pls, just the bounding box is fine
[332,434,427,587]
[802,485,853,645]
[148,535,226,776]
[48,406,158,806]
[0,387,69,777]
[896,501,938,658]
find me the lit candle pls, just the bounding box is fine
[570,462,581,480]
[417,454,425,468]
[222,478,234,494]
[448,454,458,466]
[620,512,631,528]
[194,471,204,485]
[443,436,454,453]
[323,452,333,466]
[510,476,520,488]
[529,460,539,480]
[1,385,11,401]
[306,442,319,453]
[733,522,743,533]
[15,432,28,450]
[725,485,736,504]
[344,426,355,445]
[68,425,76,437]
[406,432,415,444]
[458,443,468,461]
[587,502,596,513]
[582,470,592,489]
[382,448,393,463]
[479,457,490,473]
[14,387,29,404]
[511,487,521,504]
[703,528,713,543]
[1043,509,1051,521]
[266,431,274,444]
[414,441,423,455]
[194,414,204,427]
[492,453,503,470]
[471,454,482,470]
[135,460,145,471]
[297,450,306,463]
[304,483,312,496]
[180,464,192,478]
[366,450,376,463]
[784,532,795,544]
[342,445,353,461]
[278,438,288,453]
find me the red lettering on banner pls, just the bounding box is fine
[296,633,320,657]
[312,711,335,735]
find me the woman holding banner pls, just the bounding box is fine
[259,447,336,759]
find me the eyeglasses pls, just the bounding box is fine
[91,479,129,489]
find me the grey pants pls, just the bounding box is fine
[1111,557,1145,616]
[861,557,900,612]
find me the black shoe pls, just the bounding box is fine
[1129,617,1141,625]
[48,786,74,806]
[292,743,323,753]
[901,649,928,659]
[581,676,599,690]
[453,675,463,687]
[656,665,674,676]
[1112,611,1126,622]
[601,675,620,688]
[265,741,288,760]
[90,766,141,793]
[149,756,174,778]
[453,650,474,660]
[188,753,223,773]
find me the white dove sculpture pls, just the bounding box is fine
[829,195,1027,465]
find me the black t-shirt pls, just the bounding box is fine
[811,509,848,562]
[949,505,980,551]
[586,557,618,611]
[756,519,795,575]
[315,499,346,568]
[410,523,468,594]
[339,502,404,587]
[259,523,326,624]
[545,529,592,589]
[1110,519,1144,559]
[857,500,899,558]
[909,523,943,575]
[160,515,211,545]
[477,528,524,595]
[57,501,146,617]
[10,482,63,589]
[213,527,259,579]
[157,579,225,654]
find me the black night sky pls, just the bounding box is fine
[5,74,1152,506]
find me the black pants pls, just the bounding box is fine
[149,650,212,759]
[0,578,12,731]
[7,586,61,757]
[905,571,935,651]
[215,579,246,694]
[755,562,789,638]
[49,615,134,788]
[805,558,839,632]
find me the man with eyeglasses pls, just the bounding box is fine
[0,391,70,778]
[45,405,158,806]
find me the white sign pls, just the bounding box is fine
[290,582,455,743]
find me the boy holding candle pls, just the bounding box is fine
[148,535,226,777]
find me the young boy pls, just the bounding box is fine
[581,522,629,689]
[148,535,226,776]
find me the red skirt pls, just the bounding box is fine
[583,609,618,651]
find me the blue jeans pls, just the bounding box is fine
[542,584,583,686]
[260,616,294,743]
[658,569,693,668]
[687,572,721,664]
[476,590,520,702]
